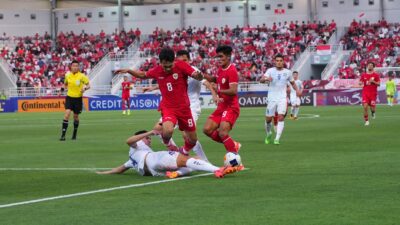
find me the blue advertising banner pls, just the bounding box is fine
[0,98,19,113]
[88,94,161,111]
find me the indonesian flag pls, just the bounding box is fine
[274,9,285,15]
[359,12,365,18]
[316,45,332,55]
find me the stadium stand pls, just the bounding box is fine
[337,19,400,79]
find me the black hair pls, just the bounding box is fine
[293,71,299,74]
[216,45,233,56]
[367,62,375,67]
[135,130,148,135]
[70,60,80,65]
[274,54,284,60]
[176,50,190,60]
[159,48,175,62]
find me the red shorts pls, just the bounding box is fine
[122,94,130,101]
[209,106,240,128]
[362,92,377,107]
[161,107,196,132]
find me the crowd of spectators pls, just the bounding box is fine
[337,19,400,79]
[0,28,139,89]
[138,20,336,82]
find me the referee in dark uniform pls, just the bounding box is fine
[60,60,90,141]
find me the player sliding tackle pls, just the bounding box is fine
[260,54,302,145]
[96,130,241,178]
[115,48,203,156]
[142,50,218,161]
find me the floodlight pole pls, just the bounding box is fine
[118,0,124,32]
[50,0,57,50]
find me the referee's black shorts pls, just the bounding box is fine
[65,96,83,114]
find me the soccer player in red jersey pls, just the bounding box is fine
[115,48,203,155]
[121,76,133,115]
[359,62,380,126]
[203,45,241,153]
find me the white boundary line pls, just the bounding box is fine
[0,172,214,209]
[0,168,112,171]
[297,114,320,119]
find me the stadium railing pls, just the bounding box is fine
[0,57,18,86]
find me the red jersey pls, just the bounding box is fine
[216,64,240,110]
[146,60,195,109]
[360,72,380,95]
[121,81,131,96]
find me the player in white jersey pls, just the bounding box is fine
[96,130,241,178]
[260,54,302,145]
[289,71,303,120]
[143,50,218,161]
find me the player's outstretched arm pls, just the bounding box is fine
[96,165,129,174]
[142,84,160,93]
[126,130,155,147]
[191,71,204,81]
[115,69,147,79]
[219,83,238,96]
[203,80,220,103]
[203,73,217,83]
[290,81,302,97]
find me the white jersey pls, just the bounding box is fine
[187,66,204,112]
[124,140,153,176]
[264,67,293,102]
[290,79,303,98]
[188,77,203,111]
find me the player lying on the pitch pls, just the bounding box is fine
[96,130,242,178]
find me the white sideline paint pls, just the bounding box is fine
[0,168,249,209]
[0,168,112,171]
[0,172,211,209]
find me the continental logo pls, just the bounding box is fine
[18,99,65,113]
[21,101,64,111]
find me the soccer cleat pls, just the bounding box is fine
[234,141,242,152]
[293,117,298,120]
[127,110,131,115]
[59,136,66,141]
[265,133,272,144]
[214,168,225,178]
[166,171,179,179]
[222,165,244,175]
[273,139,280,145]
[122,110,126,115]
[71,136,77,140]
[365,121,370,126]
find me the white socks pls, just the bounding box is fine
[294,107,300,117]
[265,121,272,135]
[275,121,285,141]
[186,158,219,173]
[192,141,208,161]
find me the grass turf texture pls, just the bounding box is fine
[0,106,399,225]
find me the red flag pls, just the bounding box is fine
[358,12,365,18]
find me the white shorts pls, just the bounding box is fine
[145,151,179,176]
[290,95,301,106]
[266,99,287,117]
[190,107,201,123]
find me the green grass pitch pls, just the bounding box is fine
[0,106,399,225]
